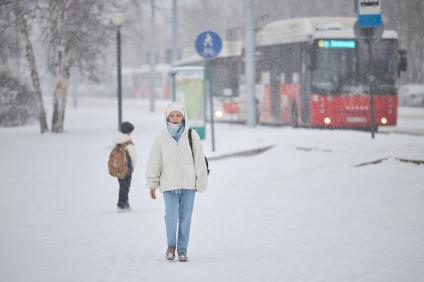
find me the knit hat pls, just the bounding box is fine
[120,121,134,134]
[165,102,186,120]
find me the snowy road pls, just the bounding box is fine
[380,107,424,136]
[0,97,423,282]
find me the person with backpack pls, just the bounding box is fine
[146,102,208,262]
[110,121,137,211]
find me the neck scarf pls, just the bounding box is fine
[167,122,185,141]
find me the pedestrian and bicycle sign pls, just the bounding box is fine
[195,31,222,60]
[194,31,222,151]
[356,0,382,28]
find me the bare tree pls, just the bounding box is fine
[3,0,49,133]
[45,0,110,133]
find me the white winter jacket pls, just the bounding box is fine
[145,109,208,193]
[112,132,137,170]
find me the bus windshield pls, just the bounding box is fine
[311,39,398,95]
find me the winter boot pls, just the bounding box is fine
[165,246,176,261]
[177,252,188,262]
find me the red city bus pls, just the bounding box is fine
[256,17,407,129]
[173,17,407,128]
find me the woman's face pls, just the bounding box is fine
[168,111,183,124]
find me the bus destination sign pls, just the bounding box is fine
[318,40,356,49]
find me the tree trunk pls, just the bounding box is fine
[51,49,70,133]
[50,0,72,133]
[14,3,49,133]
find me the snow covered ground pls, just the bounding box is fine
[0,97,423,282]
[380,106,424,136]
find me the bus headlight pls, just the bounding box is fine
[380,117,388,125]
[324,117,331,125]
[215,110,223,118]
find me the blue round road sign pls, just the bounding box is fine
[195,31,222,60]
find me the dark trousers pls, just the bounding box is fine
[117,173,132,208]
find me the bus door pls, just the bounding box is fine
[300,47,311,124]
[270,70,281,123]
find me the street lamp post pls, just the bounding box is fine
[244,0,256,127]
[149,0,157,112]
[114,14,124,130]
[171,0,178,64]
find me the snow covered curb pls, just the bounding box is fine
[379,127,424,137]
[207,144,275,161]
[355,157,424,167]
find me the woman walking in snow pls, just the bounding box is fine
[146,102,208,262]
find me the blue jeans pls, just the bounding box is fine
[163,189,196,253]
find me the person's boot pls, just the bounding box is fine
[165,246,176,261]
[177,252,188,262]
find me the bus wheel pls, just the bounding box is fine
[290,104,299,128]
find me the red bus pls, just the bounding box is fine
[174,17,407,129]
[256,17,407,129]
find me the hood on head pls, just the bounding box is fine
[165,102,187,123]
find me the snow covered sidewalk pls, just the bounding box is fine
[0,97,423,282]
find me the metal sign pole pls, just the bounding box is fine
[355,0,383,139]
[171,71,176,101]
[195,31,222,151]
[367,38,375,138]
[205,70,216,152]
[117,26,122,130]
